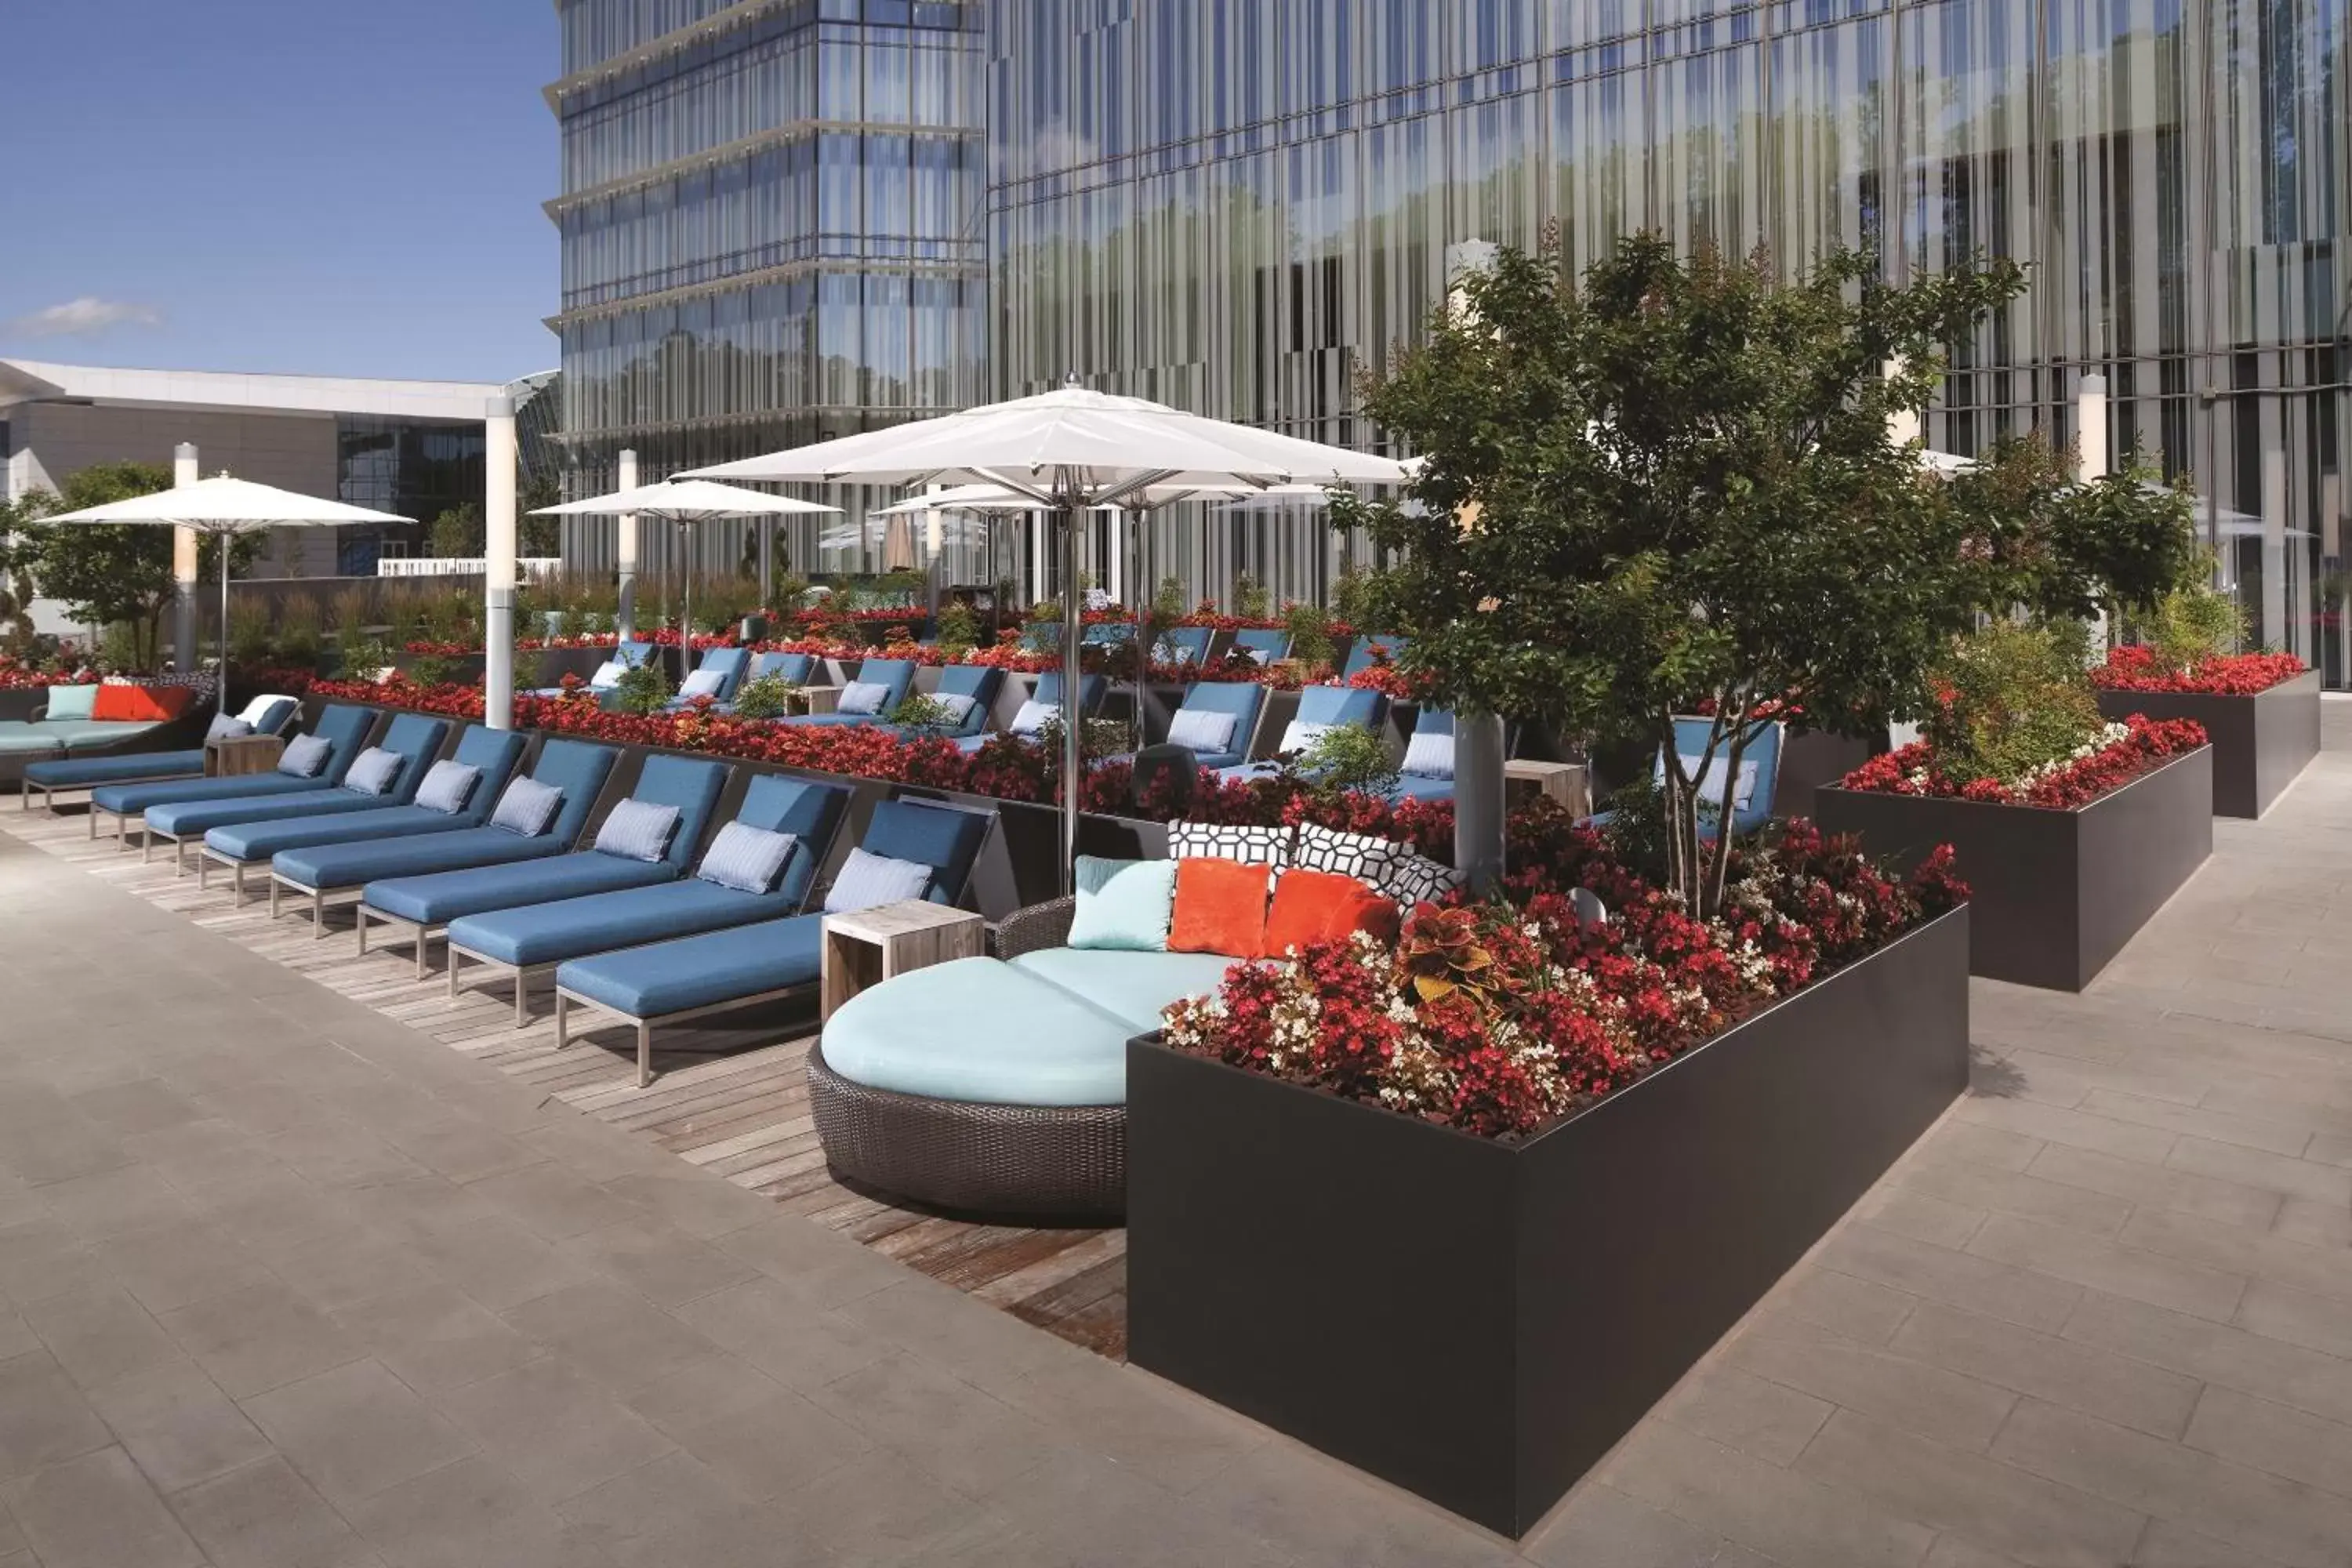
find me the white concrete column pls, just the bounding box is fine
[1029,514,1047,607]
[172,444,200,673]
[1886,357,1922,448]
[2077,374,2112,655]
[615,448,640,640]
[484,397,518,731]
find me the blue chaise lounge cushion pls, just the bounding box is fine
[448,877,791,967]
[365,851,684,929]
[556,915,826,1019]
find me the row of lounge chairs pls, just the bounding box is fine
[52,701,990,1089]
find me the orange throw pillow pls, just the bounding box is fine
[92,684,193,723]
[1265,869,1402,953]
[1168,857,1272,960]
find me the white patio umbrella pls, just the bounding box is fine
[682,386,1410,887]
[42,474,413,711]
[532,479,839,648]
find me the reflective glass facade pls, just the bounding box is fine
[554,1,2349,674]
[550,0,986,579]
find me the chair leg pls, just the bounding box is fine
[268,877,280,918]
[141,832,154,864]
[554,992,569,1051]
[637,1022,653,1089]
[311,890,325,938]
[355,909,369,955]
[175,838,189,877]
[88,809,97,839]
[415,931,428,980]
[198,855,211,891]
[514,971,529,1029]
[234,862,247,904]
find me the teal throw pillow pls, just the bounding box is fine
[45,684,99,721]
[1068,855,1178,952]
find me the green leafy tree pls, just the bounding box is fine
[5,461,263,669]
[1925,619,2106,786]
[428,503,485,559]
[1331,234,2194,918]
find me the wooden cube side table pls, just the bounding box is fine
[1503,759,1592,817]
[820,899,985,1022]
[206,734,285,777]
[797,684,843,716]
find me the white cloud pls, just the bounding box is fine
[3,296,165,339]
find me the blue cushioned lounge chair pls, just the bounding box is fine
[1216,684,1388,783]
[198,724,527,903]
[523,638,656,700]
[782,657,916,728]
[148,712,452,875]
[949,670,1105,753]
[1081,621,1134,645]
[717,651,815,712]
[1152,626,1214,667]
[1230,628,1290,666]
[1341,633,1410,679]
[1164,681,1266,771]
[263,736,617,939]
[350,754,736,1004]
[664,647,751,710]
[1021,621,1062,652]
[21,693,302,815]
[1588,717,1786,840]
[86,703,381,848]
[437,772,851,1025]
[1386,707,1458,802]
[897,664,1002,741]
[553,796,989,1087]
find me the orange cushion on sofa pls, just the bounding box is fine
[1168,856,1272,960]
[1264,868,1402,953]
[91,684,194,723]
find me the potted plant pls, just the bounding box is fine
[1817,619,2212,989]
[2091,554,2319,817]
[1129,821,1969,1536]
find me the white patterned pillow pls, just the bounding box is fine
[697,823,798,894]
[1167,820,1293,868]
[589,660,627,690]
[593,798,682,862]
[1292,821,1416,895]
[823,848,933,914]
[929,693,978,727]
[415,760,481,815]
[1011,699,1058,736]
[1165,707,1237,754]
[679,668,728,699]
[1387,850,1467,906]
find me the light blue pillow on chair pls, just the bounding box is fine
[1402,729,1454,780]
[45,684,99,721]
[822,848,932,914]
[415,760,481,814]
[490,776,564,837]
[1167,708,1237,754]
[278,734,333,777]
[837,681,891,717]
[343,747,403,796]
[1068,856,1178,952]
[593,798,681,862]
[696,822,798,894]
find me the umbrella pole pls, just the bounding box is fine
[678,521,691,670]
[218,537,230,715]
[1132,509,1148,754]
[1058,495,1083,898]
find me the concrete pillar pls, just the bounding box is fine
[484,397,518,731]
[615,448,640,640]
[172,444,200,673]
[2077,374,2112,655]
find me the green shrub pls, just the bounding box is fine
[1924,619,2105,787]
[1232,572,1272,622]
[227,601,274,668]
[731,672,796,720]
[935,601,981,658]
[1283,601,1338,672]
[275,592,323,666]
[1298,723,1399,799]
[2125,550,2243,673]
[891,692,957,735]
[612,661,672,715]
[328,583,374,644]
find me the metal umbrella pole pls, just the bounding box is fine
[219,531,231,713]
[1058,484,1085,896]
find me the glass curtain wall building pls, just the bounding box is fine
[551,1,2347,677]
[986,0,2349,677]
[547,0,988,584]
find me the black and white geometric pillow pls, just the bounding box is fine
[1292,821,1414,892]
[1167,820,1294,867]
[1295,822,1463,905]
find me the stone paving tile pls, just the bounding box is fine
[166,1454,386,1568]
[1600,1418,1936,1568]
[1964,1213,2249,1323]
[1722,1323,2017,1453]
[0,1444,206,1568]
[238,1359,476,1508]
[82,1355,274,1494]
[327,1280,546,1397]
[347,1453,625,1568]
[0,1348,114,1483]
[157,1282,368,1399]
[1888,1300,2202,1440]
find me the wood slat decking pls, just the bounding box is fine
[2,806,1129,1359]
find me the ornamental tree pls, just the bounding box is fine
[1332,234,2192,920]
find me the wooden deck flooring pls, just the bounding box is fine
[1,804,1128,1359]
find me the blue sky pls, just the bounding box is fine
[0,0,558,383]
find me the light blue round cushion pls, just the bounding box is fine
[821,958,1132,1107]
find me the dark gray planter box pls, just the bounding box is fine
[1815,746,2212,991]
[2095,670,2319,818]
[1127,906,1970,1537]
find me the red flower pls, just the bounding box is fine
[2091,644,2304,696]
